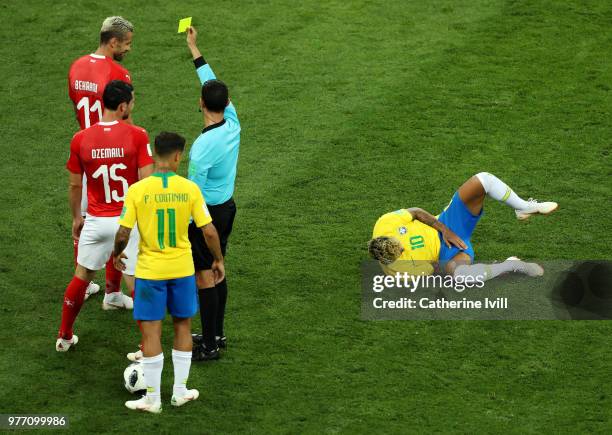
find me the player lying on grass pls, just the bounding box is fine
[368,172,558,281]
[113,132,225,413]
[56,81,154,352]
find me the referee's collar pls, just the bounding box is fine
[202,119,226,134]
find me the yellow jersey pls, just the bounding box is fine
[119,172,212,280]
[372,209,441,276]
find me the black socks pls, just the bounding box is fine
[216,279,228,337]
[198,287,218,349]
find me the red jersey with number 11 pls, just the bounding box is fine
[68,54,132,130]
[66,121,154,217]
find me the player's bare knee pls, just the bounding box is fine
[75,264,96,281]
[446,254,472,276]
[140,320,162,336]
[445,261,459,276]
[172,317,191,329]
[474,172,492,191]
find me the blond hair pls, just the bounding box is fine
[368,237,403,264]
[100,16,134,44]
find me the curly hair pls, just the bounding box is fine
[367,237,403,264]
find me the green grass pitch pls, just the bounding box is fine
[1,0,611,432]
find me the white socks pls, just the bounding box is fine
[454,261,517,282]
[141,350,193,403]
[142,353,164,404]
[172,349,192,398]
[475,172,530,211]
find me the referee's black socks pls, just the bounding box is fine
[198,287,218,349]
[216,279,228,338]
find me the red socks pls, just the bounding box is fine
[105,256,122,294]
[58,276,89,340]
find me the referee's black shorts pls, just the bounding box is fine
[188,197,237,271]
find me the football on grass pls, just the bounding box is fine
[123,362,146,394]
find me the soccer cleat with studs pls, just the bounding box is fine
[127,349,143,362]
[506,257,544,277]
[515,199,558,221]
[192,333,227,350]
[191,333,203,346]
[171,389,200,407]
[125,396,162,414]
[56,334,79,352]
[192,343,220,362]
[102,292,133,310]
[84,282,100,300]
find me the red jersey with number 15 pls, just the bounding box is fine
[68,54,132,130]
[66,121,154,217]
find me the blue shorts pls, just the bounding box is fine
[134,275,198,321]
[438,192,482,263]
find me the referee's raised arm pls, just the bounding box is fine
[184,25,241,362]
[186,26,202,59]
[186,26,239,125]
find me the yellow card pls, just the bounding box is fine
[178,17,192,33]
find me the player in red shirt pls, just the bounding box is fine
[56,80,154,352]
[68,16,134,129]
[67,16,135,299]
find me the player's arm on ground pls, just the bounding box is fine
[186,26,239,124]
[113,187,137,271]
[66,134,84,240]
[191,186,225,283]
[406,208,467,250]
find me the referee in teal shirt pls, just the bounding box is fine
[185,27,240,361]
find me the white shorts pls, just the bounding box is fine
[77,214,139,275]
